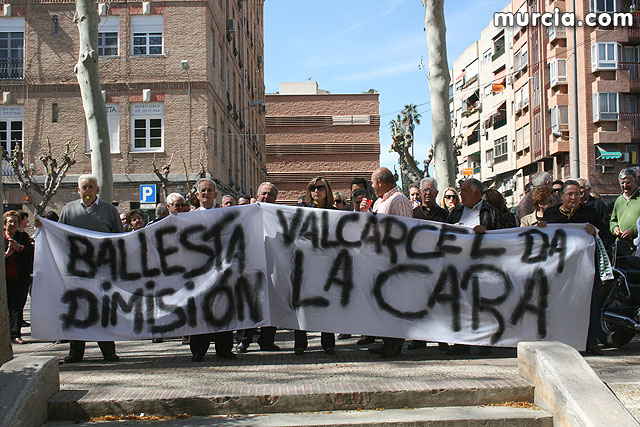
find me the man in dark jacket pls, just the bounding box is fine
[408,177,449,351]
[446,178,503,355]
[412,177,448,223]
[447,178,503,232]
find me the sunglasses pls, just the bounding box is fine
[311,185,326,191]
[444,194,457,200]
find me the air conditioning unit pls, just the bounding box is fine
[516,101,522,112]
[618,153,630,162]
[601,164,615,173]
[506,75,513,86]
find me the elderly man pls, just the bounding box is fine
[235,181,281,353]
[447,178,503,356]
[516,171,560,222]
[412,177,448,222]
[166,192,189,215]
[610,168,640,254]
[408,177,449,351]
[363,167,412,358]
[59,175,123,363]
[221,195,236,207]
[188,178,236,361]
[256,181,278,204]
[147,202,170,225]
[578,178,609,227]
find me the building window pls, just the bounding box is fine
[0,105,23,155]
[0,18,25,80]
[550,105,569,132]
[592,92,619,121]
[97,17,120,57]
[591,42,619,70]
[592,0,616,13]
[131,103,163,151]
[550,58,567,86]
[52,16,59,36]
[212,113,218,157]
[483,49,492,65]
[86,104,120,153]
[131,15,163,56]
[494,135,508,161]
[51,103,58,123]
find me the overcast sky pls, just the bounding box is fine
[264,0,511,175]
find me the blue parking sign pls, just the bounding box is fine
[140,185,157,203]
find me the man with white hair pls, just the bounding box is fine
[578,178,610,230]
[188,178,236,362]
[412,177,448,222]
[58,174,123,363]
[166,192,189,214]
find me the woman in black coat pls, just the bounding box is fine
[4,210,34,344]
[293,176,337,356]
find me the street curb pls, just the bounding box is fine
[47,378,533,420]
[518,341,639,427]
[0,356,59,427]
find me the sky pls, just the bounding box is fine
[264,0,511,175]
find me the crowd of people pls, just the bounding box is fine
[5,166,640,362]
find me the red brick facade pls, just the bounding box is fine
[265,84,380,205]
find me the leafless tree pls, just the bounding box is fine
[1,139,78,216]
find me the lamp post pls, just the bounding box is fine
[181,60,192,167]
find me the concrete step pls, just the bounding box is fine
[47,378,533,421]
[44,406,553,426]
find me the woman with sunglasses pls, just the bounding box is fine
[440,187,460,212]
[294,177,337,356]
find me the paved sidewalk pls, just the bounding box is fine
[9,298,640,423]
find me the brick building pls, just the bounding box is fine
[453,0,640,203]
[0,0,266,216]
[265,82,380,205]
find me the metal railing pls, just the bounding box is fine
[619,62,640,89]
[620,112,640,141]
[0,57,23,80]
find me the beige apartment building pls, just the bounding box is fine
[453,0,639,203]
[265,81,380,205]
[0,0,266,215]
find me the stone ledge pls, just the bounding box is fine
[0,356,59,427]
[518,341,639,427]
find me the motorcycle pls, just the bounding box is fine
[598,251,640,348]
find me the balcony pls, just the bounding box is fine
[630,13,640,41]
[619,62,640,91]
[548,133,570,156]
[0,58,24,80]
[621,112,640,142]
[1,160,15,176]
[492,47,505,62]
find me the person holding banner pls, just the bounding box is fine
[59,175,123,363]
[541,180,606,356]
[4,210,34,344]
[293,177,337,355]
[365,167,413,358]
[189,178,236,362]
[235,181,281,354]
[446,178,504,356]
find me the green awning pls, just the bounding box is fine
[597,146,623,160]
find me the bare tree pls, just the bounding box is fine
[182,156,207,203]
[422,0,455,189]
[152,154,173,201]
[75,0,114,202]
[1,139,78,216]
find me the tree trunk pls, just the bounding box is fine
[75,0,113,202]
[423,0,455,189]
[0,177,14,366]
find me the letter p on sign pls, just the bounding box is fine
[140,185,157,203]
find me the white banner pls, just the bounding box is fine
[32,204,596,349]
[31,204,269,341]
